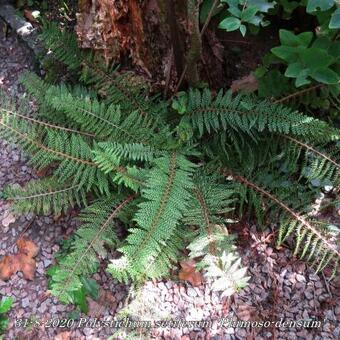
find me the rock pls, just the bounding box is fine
[22,297,30,308]
[295,274,306,283]
[236,329,247,338]
[335,306,340,316]
[304,290,314,300]
[314,280,323,288]
[187,287,197,297]
[43,259,52,267]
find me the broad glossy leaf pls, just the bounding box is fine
[248,0,276,12]
[311,67,339,84]
[219,17,241,31]
[295,70,311,87]
[241,6,258,21]
[306,0,334,13]
[240,24,247,36]
[300,48,334,69]
[279,29,313,47]
[285,62,303,77]
[329,8,340,29]
[271,46,299,63]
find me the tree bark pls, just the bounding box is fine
[75,1,209,90]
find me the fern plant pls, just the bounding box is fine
[0,24,339,305]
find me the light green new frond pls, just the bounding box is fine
[184,88,338,140]
[3,178,86,215]
[49,195,135,304]
[204,252,250,298]
[108,153,196,282]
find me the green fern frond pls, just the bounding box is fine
[223,170,339,274]
[94,142,158,163]
[40,23,164,119]
[108,153,196,282]
[182,88,338,140]
[40,22,85,71]
[0,102,95,139]
[44,84,156,143]
[0,113,110,193]
[3,178,86,215]
[49,195,135,304]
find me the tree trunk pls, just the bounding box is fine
[76,0,205,90]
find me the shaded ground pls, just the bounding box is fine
[0,14,339,340]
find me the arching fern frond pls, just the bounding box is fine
[182,88,338,140]
[108,153,196,282]
[282,135,340,185]
[3,178,86,215]
[222,170,339,275]
[45,84,156,143]
[94,142,158,164]
[49,194,135,304]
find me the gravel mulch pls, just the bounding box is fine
[0,16,339,340]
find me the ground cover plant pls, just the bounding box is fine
[0,1,339,325]
[0,17,339,310]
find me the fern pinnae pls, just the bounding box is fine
[222,170,340,261]
[132,152,178,253]
[192,187,217,255]
[55,194,136,302]
[0,120,94,166]
[0,107,95,138]
[284,135,340,169]
[109,152,195,281]
[273,84,324,105]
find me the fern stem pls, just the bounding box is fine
[221,169,340,258]
[0,121,95,166]
[10,185,80,201]
[59,194,136,295]
[130,152,177,262]
[273,84,324,104]
[1,107,96,138]
[283,135,340,170]
[193,188,216,255]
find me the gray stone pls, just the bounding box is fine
[22,297,30,308]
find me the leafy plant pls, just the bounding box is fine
[216,0,276,36]
[271,30,340,87]
[0,296,13,338]
[0,24,339,307]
